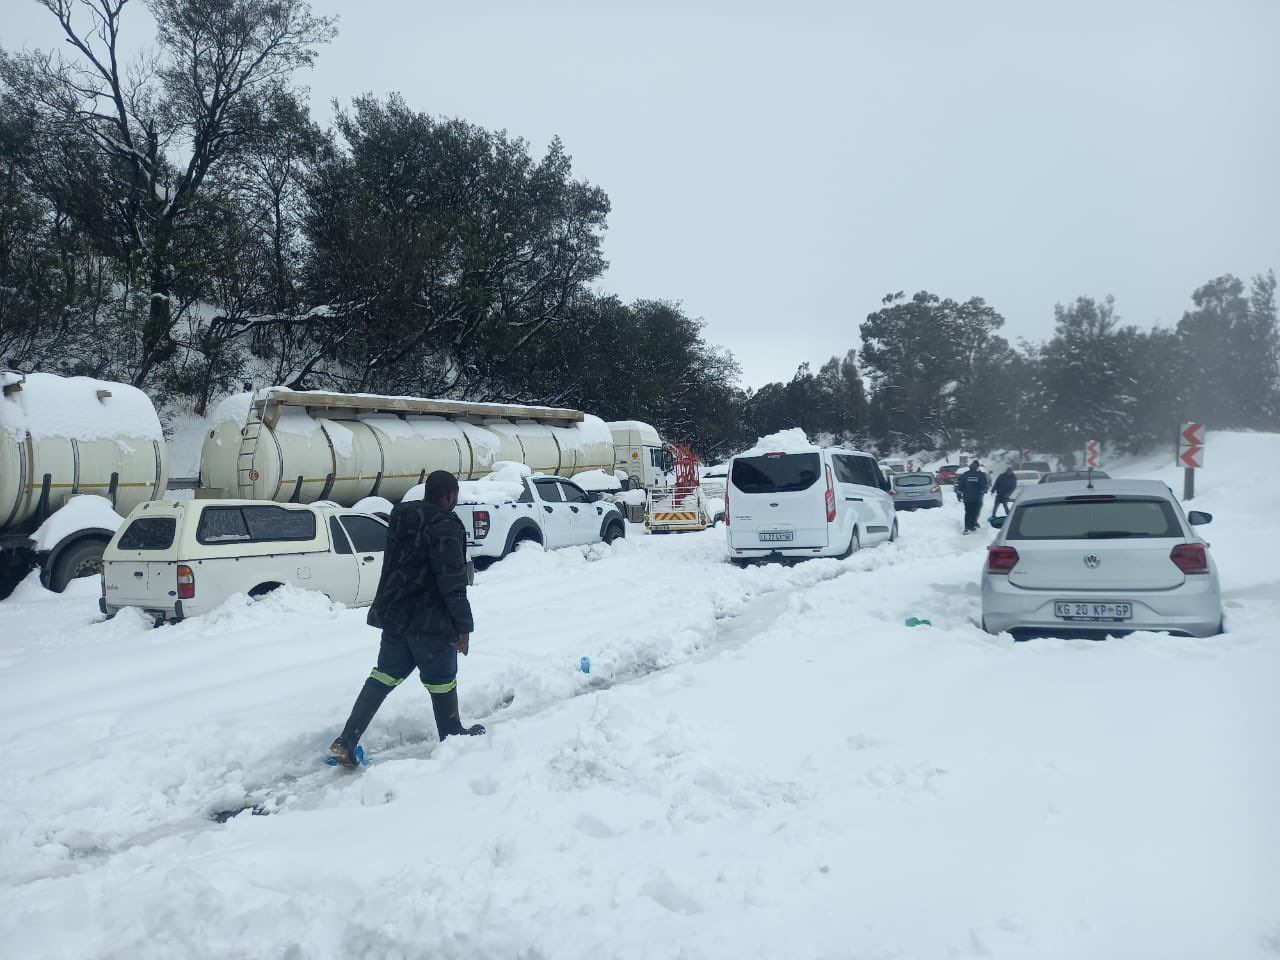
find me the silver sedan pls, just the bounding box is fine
[981,479,1223,638]
[891,472,944,510]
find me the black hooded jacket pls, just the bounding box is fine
[993,471,1017,497]
[367,500,474,639]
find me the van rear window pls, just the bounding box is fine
[1008,498,1181,540]
[116,517,176,551]
[731,453,821,494]
[197,506,316,544]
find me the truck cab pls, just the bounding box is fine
[607,421,667,490]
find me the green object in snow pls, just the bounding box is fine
[905,617,932,628]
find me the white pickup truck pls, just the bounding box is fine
[454,475,626,565]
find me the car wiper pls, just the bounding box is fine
[1085,530,1139,539]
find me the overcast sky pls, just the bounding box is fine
[8,0,1279,387]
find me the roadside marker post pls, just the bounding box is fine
[1177,422,1205,500]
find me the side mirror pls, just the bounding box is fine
[587,491,602,502]
[1188,510,1213,526]
[989,515,1007,529]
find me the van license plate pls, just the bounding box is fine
[759,531,794,542]
[1054,601,1132,622]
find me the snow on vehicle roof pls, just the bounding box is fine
[1013,478,1172,503]
[32,495,123,551]
[735,428,819,458]
[571,469,622,492]
[1,372,162,443]
[207,391,254,430]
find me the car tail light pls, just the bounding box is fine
[931,486,940,493]
[987,546,1019,574]
[1170,543,1208,574]
[473,510,491,540]
[825,464,836,522]
[100,572,106,597]
[889,489,897,496]
[177,564,195,599]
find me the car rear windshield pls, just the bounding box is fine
[116,516,176,551]
[197,505,316,544]
[1019,461,1051,472]
[731,453,821,494]
[1007,498,1182,540]
[895,475,933,487]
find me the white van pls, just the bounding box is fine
[101,499,388,622]
[725,446,897,563]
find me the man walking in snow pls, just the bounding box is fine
[957,460,989,533]
[991,467,1017,518]
[329,470,484,767]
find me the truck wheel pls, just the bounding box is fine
[50,539,108,593]
[504,529,543,560]
[249,582,282,599]
[603,522,624,545]
[889,520,899,542]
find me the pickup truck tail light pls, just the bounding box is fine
[825,465,836,522]
[177,564,195,599]
[987,546,1019,574]
[473,510,491,540]
[1170,543,1208,574]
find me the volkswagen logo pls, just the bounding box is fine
[1083,554,1101,569]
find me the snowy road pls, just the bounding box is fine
[2,434,1278,959]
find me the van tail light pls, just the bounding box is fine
[724,484,730,526]
[473,510,491,540]
[100,572,106,597]
[825,465,836,522]
[987,546,1019,574]
[177,564,195,599]
[1170,543,1208,574]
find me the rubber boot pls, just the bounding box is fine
[430,688,485,740]
[330,677,393,766]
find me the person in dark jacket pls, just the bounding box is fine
[991,467,1017,518]
[956,461,989,533]
[329,470,483,767]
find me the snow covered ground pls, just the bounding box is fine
[1,432,1277,959]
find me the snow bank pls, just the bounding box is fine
[736,427,818,457]
[31,495,123,551]
[0,372,162,442]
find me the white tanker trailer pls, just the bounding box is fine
[0,371,168,596]
[199,388,623,505]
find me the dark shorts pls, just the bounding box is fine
[370,631,458,693]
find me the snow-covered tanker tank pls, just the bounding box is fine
[199,388,616,506]
[0,371,168,595]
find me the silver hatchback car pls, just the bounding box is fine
[981,479,1222,638]
[891,472,944,510]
